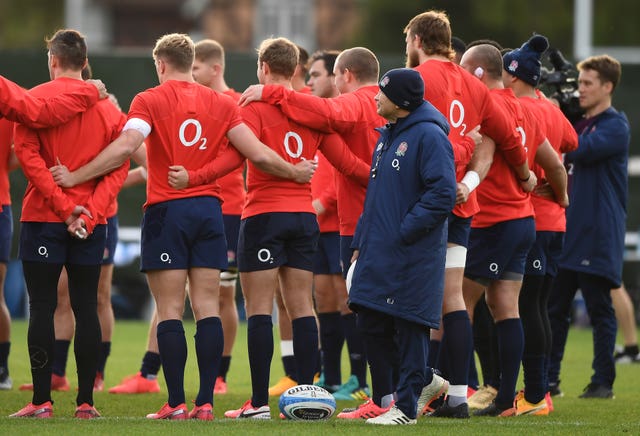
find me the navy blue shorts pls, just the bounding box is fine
[102,215,118,265]
[238,212,319,272]
[140,197,227,272]
[525,231,565,277]
[19,222,107,265]
[223,214,241,272]
[465,217,535,282]
[313,231,342,275]
[0,205,13,263]
[448,213,472,247]
[340,235,354,279]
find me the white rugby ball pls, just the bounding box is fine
[278,384,336,420]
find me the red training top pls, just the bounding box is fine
[415,60,527,218]
[127,80,242,208]
[0,118,13,206]
[14,77,129,233]
[262,84,383,235]
[217,88,246,216]
[311,152,338,233]
[524,93,578,231]
[240,99,370,219]
[472,88,541,228]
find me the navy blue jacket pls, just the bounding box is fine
[560,107,630,287]
[349,101,456,328]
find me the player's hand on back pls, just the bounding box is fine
[238,85,265,107]
[86,79,108,99]
[50,160,78,188]
[292,159,317,184]
[168,165,189,189]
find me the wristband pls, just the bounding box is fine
[519,173,531,182]
[461,171,480,193]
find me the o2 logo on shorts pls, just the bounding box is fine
[160,252,172,264]
[257,248,274,264]
[38,246,48,258]
[532,259,542,271]
[489,262,499,275]
[179,119,207,150]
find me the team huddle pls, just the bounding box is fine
[0,8,630,425]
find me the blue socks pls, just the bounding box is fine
[194,317,223,406]
[157,319,187,407]
[495,318,524,409]
[292,316,319,385]
[247,315,273,407]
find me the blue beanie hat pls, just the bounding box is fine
[503,35,549,86]
[379,68,424,111]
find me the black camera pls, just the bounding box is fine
[539,48,583,123]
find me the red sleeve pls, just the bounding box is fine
[483,94,527,167]
[263,85,365,134]
[13,124,76,220]
[84,160,129,233]
[188,145,246,186]
[451,135,475,166]
[559,116,579,153]
[317,171,337,211]
[0,76,98,128]
[318,132,370,187]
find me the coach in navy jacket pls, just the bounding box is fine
[348,68,456,424]
[548,55,630,400]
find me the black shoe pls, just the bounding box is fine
[473,401,515,417]
[429,401,469,418]
[548,381,564,397]
[578,383,614,399]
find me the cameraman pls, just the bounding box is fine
[547,55,630,399]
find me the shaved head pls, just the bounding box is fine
[461,44,503,80]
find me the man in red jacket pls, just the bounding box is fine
[10,29,129,419]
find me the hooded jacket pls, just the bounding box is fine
[349,101,456,328]
[560,107,629,287]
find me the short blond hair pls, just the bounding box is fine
[257,37,299,79]
[195,39,225,69]
[153,33,195,73]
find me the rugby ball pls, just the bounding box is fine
[279,384,336,420]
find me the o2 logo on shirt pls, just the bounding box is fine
[283,131,304,159]
[449,99,468,136]
[179,119,207,150]
[516,126,528,154]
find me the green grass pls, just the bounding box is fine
[1,320,640,435]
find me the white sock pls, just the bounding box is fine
[381,393,395,408]
[447,384,468,407]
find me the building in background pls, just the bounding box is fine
[65,0,361,52]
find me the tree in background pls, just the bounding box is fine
[0,0,64,49]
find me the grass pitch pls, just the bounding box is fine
[1,319,639,435]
